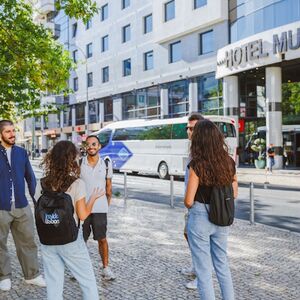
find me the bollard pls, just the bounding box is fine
[170,175,174,208]
[250,182,255,225]
[124,172,128,204]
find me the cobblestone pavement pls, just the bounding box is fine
[1,197,300,300]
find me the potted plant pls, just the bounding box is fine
[251,138,266,169]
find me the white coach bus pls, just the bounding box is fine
[94,116,237,179]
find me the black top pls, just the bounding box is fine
[189,157,236,205]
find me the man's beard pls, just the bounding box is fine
[87,151,98,157]
[2,136,15,146]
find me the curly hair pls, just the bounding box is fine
[40,141,80,192]
[190,119,235,187]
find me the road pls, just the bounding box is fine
[31,165,300,233]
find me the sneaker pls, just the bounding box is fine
[180,266,196,276]
[25,275,46,287]
[102,267,116,281]
[0,278,11,291]
[185,278,198,290]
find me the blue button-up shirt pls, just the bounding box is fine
[0,144,36,211]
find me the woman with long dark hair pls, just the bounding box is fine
[37,141,103,300]
[184,120,238,300]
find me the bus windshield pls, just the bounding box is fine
[98,129,112,147]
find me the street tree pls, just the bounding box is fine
[0,0,98,120]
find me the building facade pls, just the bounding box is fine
[24,0,228,150]
[24,0,300,168]
[217,0,300,168]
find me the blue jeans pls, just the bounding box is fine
[41,228,99,300]
[187,202,234,300]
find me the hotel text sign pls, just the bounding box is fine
[217,28,300,68]
[216,23,300,78]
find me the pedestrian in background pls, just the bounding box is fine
[181,112,204,290]
[37,141,103,300]
[0,120,46,291]
[184,120,238,300]
[80,135,116,281]
[266,144,275,173]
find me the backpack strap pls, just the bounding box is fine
[104,158,110,179]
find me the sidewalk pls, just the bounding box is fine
[237,167,300,187]
[1,197,300,299]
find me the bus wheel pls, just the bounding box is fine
[158,162,169,180]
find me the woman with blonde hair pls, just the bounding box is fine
[184,119,238,300]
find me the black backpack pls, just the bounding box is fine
[203,185,235,227]
[34,181,80,245]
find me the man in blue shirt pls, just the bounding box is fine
[0,120,45,291]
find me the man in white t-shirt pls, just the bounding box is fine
[80,135,116,281]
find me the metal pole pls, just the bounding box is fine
[250,182,255,225]
[170,175,174,208]
[124,172,128,204]
[31,117,35,160]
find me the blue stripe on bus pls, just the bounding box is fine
[100,142,133,169]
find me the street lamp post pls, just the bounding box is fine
[67,43,89,136]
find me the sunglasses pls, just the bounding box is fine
[87,142,99,148]
[186,126,194,132]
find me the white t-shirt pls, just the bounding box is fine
[35,178,86,223]
[6,147,15,202]
[80,157,113,213]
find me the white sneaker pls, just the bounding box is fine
[102,267,116,281]
[0,278,11,291]
[185,278,198,290]
[180,266,196,276]
[25,275,46,287]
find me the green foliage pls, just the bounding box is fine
[251,138,266,160]
[282,82,300,115]
[55,0,99,24]
[0,0,73,120]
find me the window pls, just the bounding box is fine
[216,122,236,138]
[122,24,131,43]
[112,125,172,141]
[144,51,153,71]
[98,129,112,147]
[72,23,77,37]
[101,35,109,52]
[86,19,92,29]
[169,41,181,63]
[144,14,152,34]
[73,77,78,91]
[200,30,214,55]
[86,43,93,58]
[87,72,93,87]
[168,80,189,117]
[165,0,175,22]
[171,123,188,139]
[194,0,207,9]
[102,66,109,83]
[101,4,108,21]
[72,50,78,63]
[123,58,131,76]
[76,103,85,125]
[122,0,130,9]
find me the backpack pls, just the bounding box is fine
[203,185,235,227]
[34,181,79,245]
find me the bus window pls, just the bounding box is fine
[138,124,172,140]
[171,123,188,139]
[216,122,236,138]
[113,127,144,141]
[98,129,112,148]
